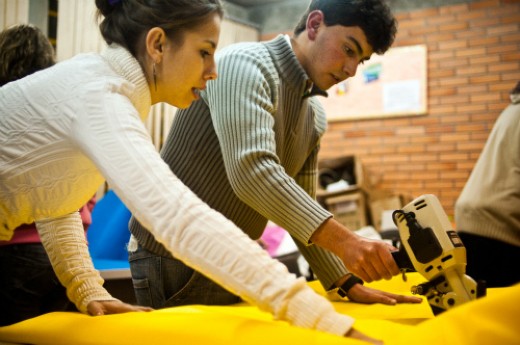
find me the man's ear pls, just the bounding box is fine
[145,27,166,63]
[307,10,324,40]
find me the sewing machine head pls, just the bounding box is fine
[391,194,486,315]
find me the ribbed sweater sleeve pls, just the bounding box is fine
[36,212,115,312]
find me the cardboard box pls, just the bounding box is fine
[324,191,367,231]
[369,194,403,232]
[316,155,371,210]
[318,155,366,191]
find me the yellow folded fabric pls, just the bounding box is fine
[0,273,517,345]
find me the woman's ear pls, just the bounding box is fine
[306,10,324,41]
[145,27,166,63]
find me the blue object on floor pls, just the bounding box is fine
[87,190,131,271]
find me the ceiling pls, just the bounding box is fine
[225,0,288,7]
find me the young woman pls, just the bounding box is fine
[0,0,378,343]
[0,23,97,326]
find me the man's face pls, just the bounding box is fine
[306,22,374,91]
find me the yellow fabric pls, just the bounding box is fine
[0,273,518,345]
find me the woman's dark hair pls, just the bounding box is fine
[293,0,397,54]
[0,24,55,86]
[96,0,223,58]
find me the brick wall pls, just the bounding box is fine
[261,0,520,218]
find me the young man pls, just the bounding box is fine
[129,0,422,307]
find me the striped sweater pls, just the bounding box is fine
[130,35,348,290]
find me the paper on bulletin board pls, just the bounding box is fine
[319,44,428,121]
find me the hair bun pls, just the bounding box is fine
[95,0,117,17]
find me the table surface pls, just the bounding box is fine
[0,273,518,345]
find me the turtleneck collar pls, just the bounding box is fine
[263,35,328,99]
[101,44,151,119]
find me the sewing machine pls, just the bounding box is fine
[390,194,486,315]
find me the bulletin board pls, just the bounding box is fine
[319,44,427,122]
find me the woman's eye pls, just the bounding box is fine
[201,50,211,58]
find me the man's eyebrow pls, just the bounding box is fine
[346,36,364,57]
[346,35,372,63]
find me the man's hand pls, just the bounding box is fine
[311,218,400,282]
[87,300,153,316]
[344,284,422,305]
[338,234,400,282]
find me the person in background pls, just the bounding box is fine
[0,24,54,85]
[128,0,422,312]
[0,23,96,326]
[0,0,381,342]
[455,81,520,288]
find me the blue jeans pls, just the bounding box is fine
[129,245,242,308]
[0,244,75,326]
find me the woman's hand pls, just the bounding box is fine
[87,300,153,316]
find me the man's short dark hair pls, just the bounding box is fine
[293,0,397,54]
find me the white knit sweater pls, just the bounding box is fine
[0,45,354,335]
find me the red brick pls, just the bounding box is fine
[488,24,520,35]
[501,71,520,81]
[457,84,488,95]
[410,154,439,162]
[398,145,427,154]
[468,36,500,47]
[439,40,468,50]
[456,27,486,39]
[440,171,472,179]
[469,0,501,10]
[440,3,469,14]
[440,114,471,123]
[457,141,485,151]
[429,87,457,97]
[439,22,469,31]
[456,104,488,113]
[439,133,471,142]
[470,93,502,102]
[488,44,518,54]
[410,7,441,18]
[470,75,501,83]
[489,62,519,72]
[455,47,486,57]
[502,52,520,62]
[468,17,500,28]
[439,153,469,162]
[382,155,410,164]
[427,162,457,170]
[456,65,487,76]
[397,18,426,29]
[426,143,457,152]
[469,55,500,65]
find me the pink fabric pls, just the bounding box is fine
[0,197,95,246]
[260,224,287,257]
